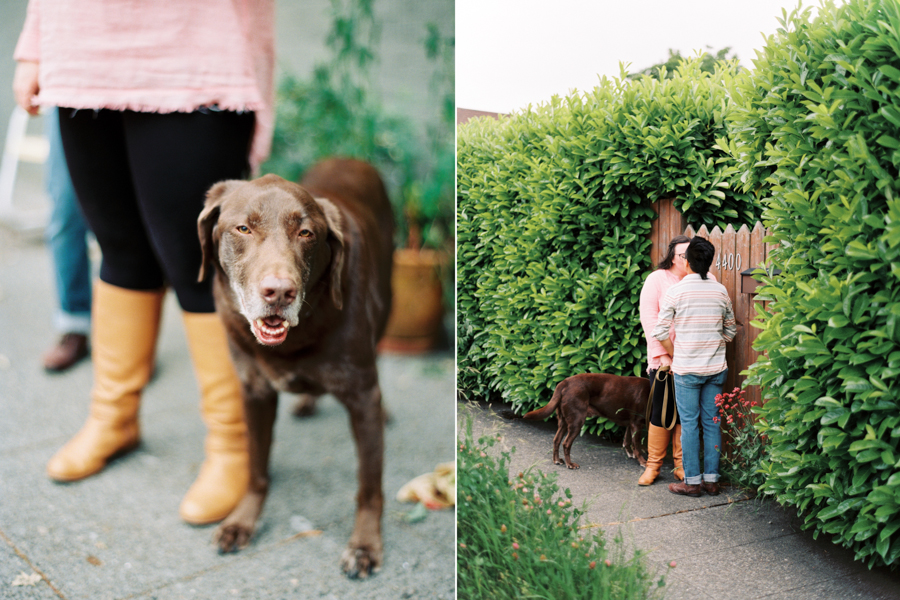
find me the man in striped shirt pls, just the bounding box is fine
[652,236,736,497]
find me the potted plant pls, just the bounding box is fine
[378,22,453,352]
[262,0,454,352]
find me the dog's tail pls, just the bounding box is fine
[522,383,563,421]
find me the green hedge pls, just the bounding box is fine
[457,59,762,435]
[734,0,900,568]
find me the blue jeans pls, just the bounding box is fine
[45,108,91,334]
[674,369,728,485]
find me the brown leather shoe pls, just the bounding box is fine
[42,333,89,372]
[702,481,721,496]
[668,481,702,497]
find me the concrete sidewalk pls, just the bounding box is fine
[460,399,900,600]
[0,223,456,599]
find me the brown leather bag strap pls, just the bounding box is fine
[659,367,677,430]
[646,366,663,423]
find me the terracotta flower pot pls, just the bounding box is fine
[378,248,445,353]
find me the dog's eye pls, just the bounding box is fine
[237,225,251,234]
[299,229,313,238]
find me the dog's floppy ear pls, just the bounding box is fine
[314,197,345,310]
[198,180,242,282]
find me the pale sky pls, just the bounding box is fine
[457,0,835,113]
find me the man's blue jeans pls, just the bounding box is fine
[45,108,91,334]
[673,369,728,485]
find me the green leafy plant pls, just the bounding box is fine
[715,387,766,492]
[627,47,742,81]
[262,0,453,251]
[407,22,455,251]
[457,58,762,436]
[732,0,900,569]
[457,418,668,599]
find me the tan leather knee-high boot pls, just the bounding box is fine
[638,424,671,485]
[179,311,249,525]
[46,282,164,481]
[673,424,684,480]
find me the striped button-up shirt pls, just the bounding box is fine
[652,273,736,376]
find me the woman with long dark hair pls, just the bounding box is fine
[637,234,691,485]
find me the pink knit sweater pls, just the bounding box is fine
[15,0,275,170]
[640,268,682,372]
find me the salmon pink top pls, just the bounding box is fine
[14,0,275,170]
[640,268,682,372]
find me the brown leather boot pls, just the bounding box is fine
[638,424,670,485]
[46,282,163,481]
[668,481,702,497]
[179,312,249,525]
[42,332,89,372]
[673,424,684,480]
[702,481,721,496]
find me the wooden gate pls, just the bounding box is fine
[649,198,771,406]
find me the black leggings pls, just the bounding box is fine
[647,368,680,428]
[58,108,255,312]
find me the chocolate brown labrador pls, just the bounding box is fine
[523,373,649,469]
[197,158,392,578]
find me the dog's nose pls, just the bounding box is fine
[259,276,297,305]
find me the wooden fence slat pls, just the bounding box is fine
[668,198,685,256]
[661,197,669,258]
[735,224,751,394]
[707,226,723,286]
[721,224,737,394]
[748,222,767,408]
[658,198,670,266]
[650,200,661,267]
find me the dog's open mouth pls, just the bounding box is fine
[251,315,290,346]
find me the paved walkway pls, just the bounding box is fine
[0,223,455,599]
[460,399,900,600]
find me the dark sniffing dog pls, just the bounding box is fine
[523,373,650,469]
[197,158,392,578]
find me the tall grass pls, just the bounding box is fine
[457,418,668,599]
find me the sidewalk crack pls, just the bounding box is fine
[580,495,756,529]
[0,527,68,599]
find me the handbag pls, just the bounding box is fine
[646,364,677,430]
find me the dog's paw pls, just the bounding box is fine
[213,522,254,554]
[340,544,382,579]
[566,462,580,470]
